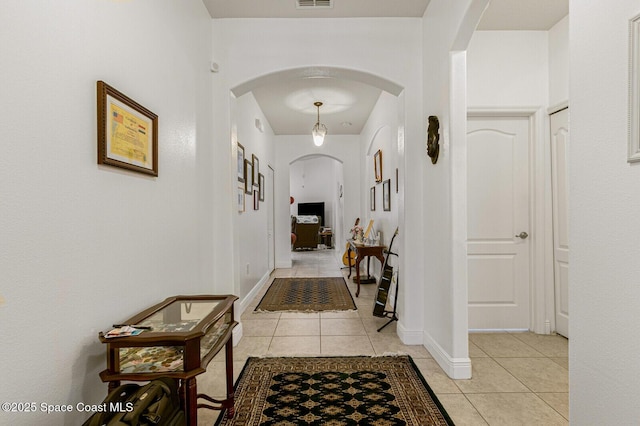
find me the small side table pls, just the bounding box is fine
[319,231,333,248]
[98,294,238,425]
[347,240,386,297]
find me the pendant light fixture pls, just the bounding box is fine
[311,101,327,146]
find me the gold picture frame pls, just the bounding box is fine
[97,81,158,176]
[374,149,383,182]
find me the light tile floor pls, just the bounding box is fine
[198,249,569,425]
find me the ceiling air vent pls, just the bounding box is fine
[296,0,333,10]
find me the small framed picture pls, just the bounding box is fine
[253,189,259,210]
[237,186,245,212]
[252,154,259,186]
[374,149,383,182]
[237,143,245,182]
[383,179,391,211]
[244,159,252,194]
[258,173,265,201]
[370,186,376,211]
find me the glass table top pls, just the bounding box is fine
[137,300,222,333]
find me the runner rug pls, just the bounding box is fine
[215,356,454,425]
[255,277,356,312]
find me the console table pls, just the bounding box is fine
[97,294,238,425]
[347,240,386,297]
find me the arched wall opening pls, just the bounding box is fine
[229,66,406,276]
[210,19,423,349]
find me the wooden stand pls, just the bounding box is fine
[373,228,399,332]
[377,270,399,332]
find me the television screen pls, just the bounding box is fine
[298,202,324,226]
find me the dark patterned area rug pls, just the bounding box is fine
[215,356,454,425]
[255,277,356,312]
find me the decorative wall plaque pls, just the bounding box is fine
[426,115,440,164]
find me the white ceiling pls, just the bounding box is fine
[206,0,569,135]
[202,0,432,19]
[476,0,568,31]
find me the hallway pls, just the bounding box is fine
[199,250,568,425]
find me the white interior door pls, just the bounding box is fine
[550,108,569,338]
[467,116,531,330]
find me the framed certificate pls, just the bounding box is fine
[97,81,158,176]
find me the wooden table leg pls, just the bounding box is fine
[355,252,362,297]
[225,337,235,418]
[347,245,353,278]
[185,378,197,426]
[107,381,120,393]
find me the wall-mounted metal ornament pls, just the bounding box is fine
[426,115,440,164]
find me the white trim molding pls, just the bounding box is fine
[629,13,640,162]
[548,100,569,115]
[396,321,423,345]
[234,270,273,345]
[237,270,271,318]
[423,331,472,379]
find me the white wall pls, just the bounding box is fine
[421,0,481,379]
[0,0,213,424]
[549,16,570,107]
[231,93,275,301]
[360,91,400,274]
[570,1,640,422]
[467,31,549,107]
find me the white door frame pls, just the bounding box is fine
[548,100,570,336]
[267,165,276,273]
[467,106,554,334]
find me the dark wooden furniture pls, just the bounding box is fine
[319,230,333,248]
[347,240,386,297]
[98,294,238,426]
[292,221,321,249]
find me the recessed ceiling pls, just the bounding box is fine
[209,0,569,136]
[251,77,382,135]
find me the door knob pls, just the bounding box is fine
[515,232,529,239]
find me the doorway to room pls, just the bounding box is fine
[289,155,344,254]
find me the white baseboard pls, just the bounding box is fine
[396,321,423,345]
[232,322,243,346]
[237,270,272,318]
[423,331,472,379]
[234,270,272,345]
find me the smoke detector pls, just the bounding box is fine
[296,0,333,9]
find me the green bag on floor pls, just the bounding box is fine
[83,378,185,426]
